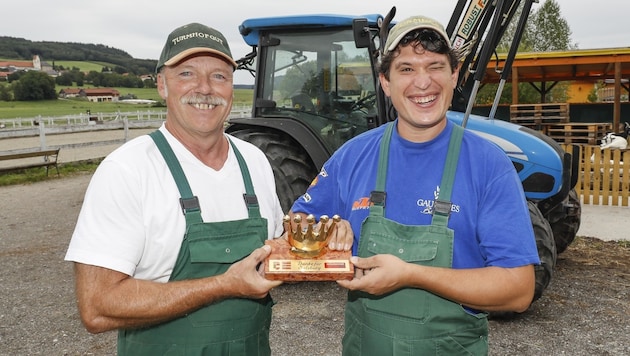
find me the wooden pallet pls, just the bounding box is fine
[544,123,613,145]
[509,103,570,130]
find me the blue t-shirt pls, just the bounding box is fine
[291,120,540,269]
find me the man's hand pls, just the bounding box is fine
[336,254,409,295]
[326,218,353,251]
[222,245,283,299]
[286,212,354,252]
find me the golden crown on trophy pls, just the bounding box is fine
[283,214,341,258]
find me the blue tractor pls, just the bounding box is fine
[225,1,581,307]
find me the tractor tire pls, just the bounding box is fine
[229,129,319,212]
[546,189,581,254]
[490,201,556,319]
[529,200,557,303]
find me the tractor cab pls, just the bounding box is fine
[235,15,383,153]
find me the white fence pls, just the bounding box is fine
[0,110,165,131]
[0,105,252,131]
[0,107,252,166]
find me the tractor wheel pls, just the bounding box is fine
[229,129,318,212]
[546,189,581,254]
[529,200,557,304]
[490,201,556,319]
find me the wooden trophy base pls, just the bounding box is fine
[263,238,354,281]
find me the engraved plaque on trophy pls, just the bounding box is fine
[263,214,354,281]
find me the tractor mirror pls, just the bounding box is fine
[353,18,370,48]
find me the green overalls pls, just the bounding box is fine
[117,131,273,356]
[342,123,489,355]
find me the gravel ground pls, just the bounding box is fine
[0,173,628,356]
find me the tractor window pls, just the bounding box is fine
[257,28,377,151]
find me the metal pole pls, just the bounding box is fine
[124,117,129,142]
[38,118,47,149]
[489,80,507,119]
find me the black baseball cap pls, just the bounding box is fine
[156,22,236,73]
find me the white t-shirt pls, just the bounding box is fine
[65,125,284,283]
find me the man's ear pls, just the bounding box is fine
[379,73,391,97]
[156,73,167,99]
[451,63,461,89]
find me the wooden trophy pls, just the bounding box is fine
[263,214,354,281]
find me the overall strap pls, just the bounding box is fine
[149,130,202,225]
[368,122,394,218]
[149,130,262,222]
[431,124,464,227]
[227,138,261,218]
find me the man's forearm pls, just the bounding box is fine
[406,264,535,312]
[75,263,231,333]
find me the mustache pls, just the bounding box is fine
[180,94,227,106]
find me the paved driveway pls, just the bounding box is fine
[578,203,629,241]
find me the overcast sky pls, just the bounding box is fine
[3,0,627,84]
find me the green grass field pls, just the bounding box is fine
[53,60,118,72]
[0,88,253,119]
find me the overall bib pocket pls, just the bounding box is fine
[187,226,264,264]
[357,218,451,322]
[184,221,269,326]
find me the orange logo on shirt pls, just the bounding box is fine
[352,197,371,210]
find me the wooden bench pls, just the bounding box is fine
[0,148,60,176]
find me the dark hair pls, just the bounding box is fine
[379,29,460,80]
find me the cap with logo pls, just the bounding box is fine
[383,15,451,55]
[156,22,236,73]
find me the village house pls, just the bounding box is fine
[0,55,41,71]
[0,55,56,81]
[58,87,120,102]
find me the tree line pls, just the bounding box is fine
[0,36,156,75]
